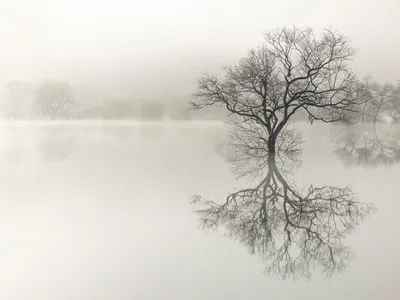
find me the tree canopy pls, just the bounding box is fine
[191,27,362,152]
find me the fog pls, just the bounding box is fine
[0,121,397,299]
[1,0,400,93]
[1,0,400,299]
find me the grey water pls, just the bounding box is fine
[0,121,398,299]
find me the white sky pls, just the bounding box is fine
[0,0,399,94]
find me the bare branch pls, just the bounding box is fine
[35,80,76,120]
[191,26,361,149]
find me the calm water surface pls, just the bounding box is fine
[0,121,397,299]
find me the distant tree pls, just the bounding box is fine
[3,81,32,120]
[164,100,192,120]
[75,106,104,119]
[176,105,192,120]
[102,99,136,119]
[35,80,76,120]
[357,77,397,124]
[388,81,400,123]
[140,101,165,120]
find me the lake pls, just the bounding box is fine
[0,121,397,299]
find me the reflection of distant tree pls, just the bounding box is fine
[332,123,400,167]
[102,126,134,141]
[139,125,163,142]
[3,127,28,162]
[5,143,24,162]
[193,122,374,279]
[38,128,74,161]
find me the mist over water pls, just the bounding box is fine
[0,121,397,299]
[1,0,400,297]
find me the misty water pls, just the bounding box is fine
[0,121,398,299]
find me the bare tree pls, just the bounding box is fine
[191,27,375,279]
[35,80,76,120]
[357,77,398,124]
[387,81,400,123]
[3,81,32,120]
[191,26,363,162]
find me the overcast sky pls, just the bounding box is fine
[0,0,399,95]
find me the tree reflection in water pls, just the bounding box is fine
[332,122,400,167]
[192,122,375,280]
[38,127,74,162]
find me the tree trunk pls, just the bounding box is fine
[361,103,366,123]
[267,135,277,165]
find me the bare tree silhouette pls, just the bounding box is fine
[35,80,76,120]
[3,81,32,120]
[355,76,399,124]
[191,26,363,158]
[190,26,375,279]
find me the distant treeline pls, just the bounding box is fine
[0,79,229,121]
[2,77,400,123]
[75,98,229,121]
